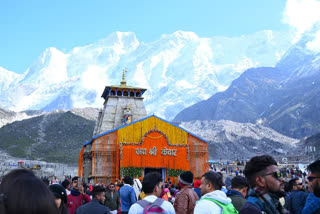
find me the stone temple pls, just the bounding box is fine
[80,71,208,184]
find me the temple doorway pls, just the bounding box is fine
[144,168,165,180]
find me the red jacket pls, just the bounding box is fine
[67,191,91,214]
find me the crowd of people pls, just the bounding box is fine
[0,155,320,214]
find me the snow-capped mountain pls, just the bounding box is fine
[174,24,320,138]
[0,30,292,119]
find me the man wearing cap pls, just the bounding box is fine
[67,176,91,214]
[76,186,110,214]
[193,180,202,198]
[174,171,199,214]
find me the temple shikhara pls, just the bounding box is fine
[78,70,209,184]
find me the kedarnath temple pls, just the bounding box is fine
[78,71,209,184]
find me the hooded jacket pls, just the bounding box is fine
[194,190,232,214]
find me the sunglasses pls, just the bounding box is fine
[294,182,303,186]
[261,171,282,180]
[307,176,320,182]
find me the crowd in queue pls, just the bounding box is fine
[1,155,320,214]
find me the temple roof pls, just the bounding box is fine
[83,115,208,146]
[101,69,147,99]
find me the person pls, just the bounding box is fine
[105,183,120,214]
[75,186,110,214]
[62,179,71,195]
[174,171,199,214]
[194,171,237,214]
[302,160,320,214]
[0,169,58,214]
[128,172,175,214]
[226,176,248,211]
[193,180,202,198]
[239,155,287,214]
[50,184,70,214]
[67,176,91,214]
[120,176,137,214]
[285,178,308,214]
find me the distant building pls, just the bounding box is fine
[79,71,209,184]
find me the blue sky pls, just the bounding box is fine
[1,0,289,74]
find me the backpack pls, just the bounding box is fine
[201,198,239,214]
[136,198,166,214]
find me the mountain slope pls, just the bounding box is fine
[179,120,298,160]
[0,110,95,163]
[174,25,320,138]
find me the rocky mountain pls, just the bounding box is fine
[0,107,44,128]
[0,106,300,163]
[179,120,299,160]
[0,30,291,120]
[0,110,95,163]
[174,24,320,139]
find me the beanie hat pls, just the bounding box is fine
[179,171,193,185]
[194,180,201,188]
[50,184,67,204]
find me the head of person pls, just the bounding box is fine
[71,176,79,190]
[307,160,320,197]
[61,179,70,190]
[0,169,58,214]
[109,183,115,192]
[289,178,304,191]
[123,176,134,185]
[92,186,106,204]
[194,180,201,188]
[178,171,194,188]
[244,155,282,194]
[142,172,163,197]
[200,171,223,196]
[231,176,249,198]
[49,184,67,208]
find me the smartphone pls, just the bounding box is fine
[77,177,82,189]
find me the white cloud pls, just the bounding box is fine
[306,30,320,52]
[283,0,320,39]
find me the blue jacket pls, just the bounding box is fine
[286,190,308,214]
[194,187,202,199]
[302,193,320,214]
[120,184,136,212]
[75,199,110,214]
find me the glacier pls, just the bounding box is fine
[0,30,292,120]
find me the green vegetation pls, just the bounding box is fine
[0,111,95,164]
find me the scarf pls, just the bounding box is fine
[226,190,243,198]
[248,188,288,214]
[71,188,81,196]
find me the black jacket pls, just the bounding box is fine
[75,199,110,214]
[105,190,120,211]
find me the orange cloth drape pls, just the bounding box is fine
[78,147,85,177]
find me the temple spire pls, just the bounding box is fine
[120,69,127,86]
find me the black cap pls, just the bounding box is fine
[49,184,67,204]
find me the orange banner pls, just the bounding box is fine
[120,131,190,170]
